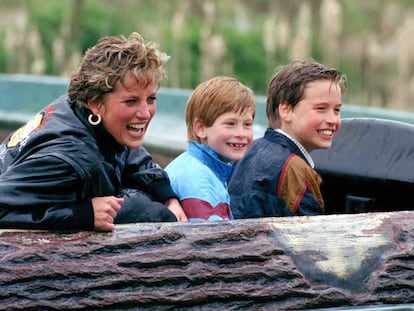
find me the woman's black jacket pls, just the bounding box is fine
[0,95,176,230]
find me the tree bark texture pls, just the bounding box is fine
[1,211,414,310]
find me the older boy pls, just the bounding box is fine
[228,60,346,218]
[165,76,255,221]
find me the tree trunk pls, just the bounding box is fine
[1,211,414,310]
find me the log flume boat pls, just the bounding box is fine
[1,211,413,311]
[0,118,413,310]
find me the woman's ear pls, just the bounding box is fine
[278,101,292,123]
[87,99,102,115]
[193,118,207,139]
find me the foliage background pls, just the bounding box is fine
[1,0,414,112]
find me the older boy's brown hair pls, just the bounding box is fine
[266,59,347,129]
[186,76,256,142]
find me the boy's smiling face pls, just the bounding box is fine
[279,79,342,153]
[195,109,254,161]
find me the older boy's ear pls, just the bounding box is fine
[278,102,292,122]
[193,118,207,138]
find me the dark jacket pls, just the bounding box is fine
[0,95,176,230]
[228,128,324,218]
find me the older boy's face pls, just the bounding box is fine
[280,79,342,153]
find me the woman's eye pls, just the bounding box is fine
[125,99,136,105]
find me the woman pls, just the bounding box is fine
[0,32,187,231]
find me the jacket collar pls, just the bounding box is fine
[275,129,314,168]
[188,141,233,183]
[264,128,314,167]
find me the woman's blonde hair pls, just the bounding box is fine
[68,32,169,108]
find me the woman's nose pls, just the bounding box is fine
[136,102,152,119]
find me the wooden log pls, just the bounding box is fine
[1,211,414,310]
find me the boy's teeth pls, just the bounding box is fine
[321,130,333,135]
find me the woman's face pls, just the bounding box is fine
[88,72,157,148]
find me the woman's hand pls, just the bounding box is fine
[165,198,188,222]
[92,196,124,231]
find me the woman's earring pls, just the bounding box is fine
[88,113,102,125]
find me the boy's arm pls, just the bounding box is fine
[181,198,231,221]
[165,197,187,222]
[277,155,324,215]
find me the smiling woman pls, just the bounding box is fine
[0,32,188,232]
[87,73,158,149]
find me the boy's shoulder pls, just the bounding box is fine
[165,150,211,177]
[248,130,292,155]
[238,131,310,177]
